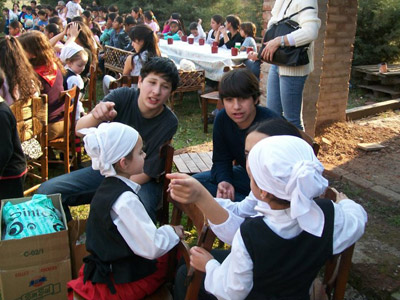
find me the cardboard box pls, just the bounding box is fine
[0,194,71,300]
[68,219,89,279]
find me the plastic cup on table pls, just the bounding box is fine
[235,42,241,50]
[188,37,194,44]
[246,47,253,54]
[181,35,187,42]
[212,41,219,47]
[211,46,218,54]
[231,47,238,56]
[199,38,205,45]
[168,38,173,45]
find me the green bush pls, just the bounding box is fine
[353,0,400,65]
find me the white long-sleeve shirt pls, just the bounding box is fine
[110,175,180,260]
[205,197,367,300]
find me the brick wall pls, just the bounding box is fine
[260,0,358,136]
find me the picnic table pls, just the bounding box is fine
[173,152,212,174]
[159,39,247,81]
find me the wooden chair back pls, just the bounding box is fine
[321,187,356,300]
[169,70,206,110]
[82,64,97,112]
[48,86,79,174]
[104,45,133,75]
[10,95,48,195]
[109,75,139,91]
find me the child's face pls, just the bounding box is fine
[68,57,87,75]
[9,27,19,36]
[190,29,198,37]
[125,136,146,175]
[44,29,52,39]
[112,20,122,30]
[239,28,245,38]
[169,23,179,33]
[210,18,219,31]
[222,96,257,129]
[132,39,144,53]
[39,14,47,21]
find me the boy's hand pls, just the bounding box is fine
[177,30,183,37]
[247,51,258,61]
[166,173,207,204]
[91,101,117,121]
[198,18,202,25]
[217,181,235,200]
[190,246,214,272]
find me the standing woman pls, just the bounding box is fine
[143,10,159,33]
[260,0,320,130]
[215,14,244,49]
[0,36,41,106]
[18,31,66,140]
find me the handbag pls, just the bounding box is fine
[258,1,314,66]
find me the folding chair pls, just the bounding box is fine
[10,95,48,195]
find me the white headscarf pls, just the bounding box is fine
[248,135,328,237]
[78,122,139,177]
[60,42,84,64]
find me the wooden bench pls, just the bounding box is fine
[103,45,133,75]
[173,152,212,175]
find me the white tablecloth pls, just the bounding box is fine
[159,39,248,81]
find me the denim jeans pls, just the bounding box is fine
[192,165,250,202]
[266,64,308,130]
[37,167,162,222]
[244,59,261,79]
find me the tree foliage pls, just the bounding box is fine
[354,0,400,65]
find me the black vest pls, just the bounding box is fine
[63,69,76,91]
[84,177,157,293]
[241,198,334,300]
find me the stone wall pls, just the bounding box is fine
[260,0,358,136]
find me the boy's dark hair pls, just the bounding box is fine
[82,10,91,19]
[212,14,224,25]
[107,12,117,22]
[114,15,123,24]
[140,57,179,92]
[3,8,9,13]
[72,16,84,22]
[247,119,302,139]
[125,15,137,26]
[0,67,4,88]
[36,5,43,10]
[45,23,60,35]
[10,20,22,29]
[31,0,37,5]
[38,10,47,16]
[107,4,118,13]
[22,5,27,9]
[240,22,256,38]
[26,6,33,12]
[226,15,241,30]
[189,22,197,31]
[49,16,62,26]
[219,68,260,103]
[99,6,107,13]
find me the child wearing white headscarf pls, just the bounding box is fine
[168,135,367,300]
[68,122,184,300]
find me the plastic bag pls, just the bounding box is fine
[2,194,65,240]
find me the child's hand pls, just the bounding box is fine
[217,181,235,200]
[247,51,258,61]
[166,173,207,204]
[177,30,183,37]
[190,246,214,272]
[91,101,117,121]
[67,22,81,39]
[172,225,185,239]
[198,18,202,25]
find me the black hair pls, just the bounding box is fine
[226,15,241,30]
[114,15,123,24]
[171,12,185,33]
[22,5,27,9]
[132,7,143,20]
[140,57,179,92]
[10,20,22,30]
[31,0,37,5]
[129,24,160,58]
[189,22,198,31]
[125,15,137,26]
[107,12,117,22]
[45,23,60,36]
[212,14,224,25]
[36,5,42,10]
[38,9,47,16]
[99,6,107,13]
[49,16,63,28]
[26,6,33,12]
[219,68,260,103]
[247,119,302,139]
[107,4,118,13]
[82,10,91,19]
[72,16,84,22]
[3,8,9,12]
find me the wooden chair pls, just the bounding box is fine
[109,75,139,90]
[48,86,79,174]
[81,64,97,112]
[103,45,133,75]
[10,95,48,196]
[200,64,246,133]
[157,140,175,225]
[169,70,206,110]
[319,186,356,300]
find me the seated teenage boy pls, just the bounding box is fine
[37,57,180,222]
[193,68,280,201]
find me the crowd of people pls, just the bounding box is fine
[0,0,367,299]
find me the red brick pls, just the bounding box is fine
[328,14,348,23]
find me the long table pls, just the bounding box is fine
[159,39,247,81]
